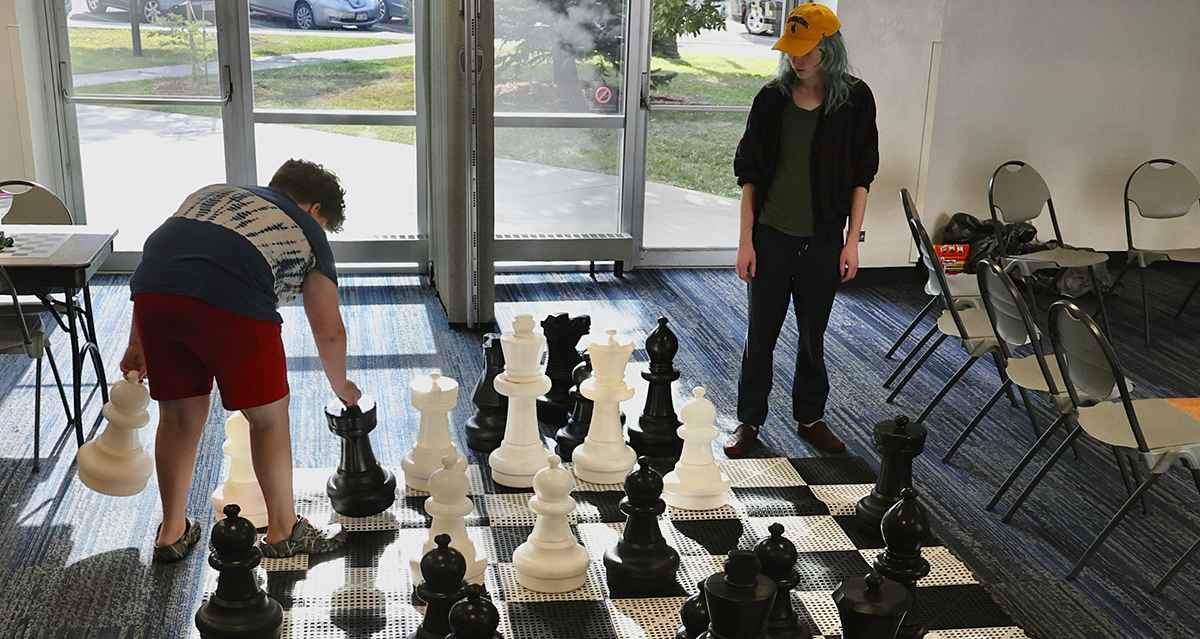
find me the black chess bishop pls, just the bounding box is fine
[753,523,812,639]
[873,488,931,639]
[629,317,684,458]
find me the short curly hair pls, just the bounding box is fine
[268,159,346,232]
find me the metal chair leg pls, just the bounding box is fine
[1140,265,1152,347]
[944,380,1009,464]
[1127,455,1151,515]
[1113,447,1134,498]
[988,413,1071,511]
[33,355,42,474]
[989,351,1019,407]
[887,334,947,402]
[885,324,938,389]
[1017,386,1041,439]
[1174,276,1200,320]
[915,355,978,423]
[1001,424,1085,522]
[1066,472,1162,580]
[1154,469,1200,593]
[1088,265,1112,339]
[886,297,937,360]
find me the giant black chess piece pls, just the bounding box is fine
[465,334,508,453]
[699,550,776,639]
[832,570,911,639]
[754,523,812,639]
[604,456,681,595]
[537,313,590,426]
[629,317,684,458]
[873,488,931,639]
[195,504,283,639]
[412,533,469,639]
[447,583,504,639]
[676,580,711,639]
[556,354,593,461]
[856,415,926,538]
[326,396,397,517]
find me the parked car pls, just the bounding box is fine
[249,0,382,30]
[729,0,782,36]
[84,0,209,23]
[378,0,409,24]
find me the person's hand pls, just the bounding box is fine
[840,243,860,283]
[736,243,757,283]
[335,380,362,407]
[120,345,147,382]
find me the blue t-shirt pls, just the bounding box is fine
[130,184,338,322]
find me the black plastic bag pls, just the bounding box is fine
[941,213,1000,273]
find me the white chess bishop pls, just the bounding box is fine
[211,412,268,528]
[411,455,487,584]
[488,314,553,488]
[571,329,637,484]
[403,372,467,491]
[512,454,590,593]
[76,371,154,496]
[662,387,731,510]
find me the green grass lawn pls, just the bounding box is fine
[68,26,404,74]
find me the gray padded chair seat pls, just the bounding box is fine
[930,272,982,303]
[1130,247,1200,268]
[1078,399,1200,453]
[1004,247,1108,276]
[937,307,999,357]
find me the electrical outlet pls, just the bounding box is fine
[859,230,866,242]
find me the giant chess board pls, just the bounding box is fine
[198,456,1029,639]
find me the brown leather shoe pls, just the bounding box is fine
[797,420,845,453]
[723,424,760,457]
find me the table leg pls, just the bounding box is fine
[82,284,109,404]
[66,286,83,446]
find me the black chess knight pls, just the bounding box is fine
[604,456,681,595]
[629,317,684,458]
[195,504,283,639]
[325,396,396,517]
[537,313,590,426]
[465,334,508,453]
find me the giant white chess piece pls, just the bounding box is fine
[488,314,553,488]
[571,330,637,484]
[663,387,731,510]
[76,371,154,495]
[403,372,468,491]
[411,455,487,584]
[211,411,268,528]
[513,454,590,593]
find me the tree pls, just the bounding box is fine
[652,0,726,59]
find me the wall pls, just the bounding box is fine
[0,0,35,180]
[924,0,1200,249]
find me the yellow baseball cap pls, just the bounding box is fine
[772,3,841,57]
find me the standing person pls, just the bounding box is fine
[724,4,878,457]
[120,159,362,561]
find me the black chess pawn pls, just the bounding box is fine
[412,533,469,639]
[700,550,776,639]
[629,317,684,458]
[195,504,283,639]
[447,583,504,639]
[832,570,911,639]
[326,396,397,517]
[753,523,812,639]
[537,313,591,426]
[676,580,710,639]
[873,488,931,639]
[466,334,509,453]
[555,354,593,461]
[856,415,926,538]
[604,456,681,595]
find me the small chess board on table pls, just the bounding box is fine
[197,456,1030,639]
[0,232,70,259]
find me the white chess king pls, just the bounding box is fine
[76,371,154,496]
[663,387,731,510]
[211,412,268,528]
[571,329,637,484]
[488,314,553,488]
[512,454,590,593]
[403,372,468,491]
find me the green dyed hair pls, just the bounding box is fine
[770,31,859,114]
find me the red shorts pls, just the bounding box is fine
[133,293,289,411]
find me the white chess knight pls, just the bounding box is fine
[211,412,268,528]
[411,455,487,584]
[488,314,553,488]
[403,372,467,491]
[571,329,637,484]
[76,371,154,496]
[663,387,731,510]
[513,454,590,593]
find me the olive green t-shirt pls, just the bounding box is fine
[759,100,820,237]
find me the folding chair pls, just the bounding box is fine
[884,252,981,361]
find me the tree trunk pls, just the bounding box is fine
[551,44,586,108]
[651,34,681,59]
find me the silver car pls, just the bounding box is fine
[84,0,209,23]
[249,0,382,30]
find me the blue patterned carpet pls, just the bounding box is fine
[0,263,1197,637]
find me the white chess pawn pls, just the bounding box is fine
[513,454,590,593]
[489,314,553,488]
[211,412,268,528]
[411,455,487,584]
[76,371,154,496]
[663,387,731,510]
[403,372,467,491]
[571,330,637,484]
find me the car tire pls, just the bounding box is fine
[293,0,316,29]
[139,0,161,22]
[744,5,769,35]
[85,0,105,14]
[378,0,390,22]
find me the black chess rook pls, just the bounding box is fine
[604,456,681,595]
[537,313,590,426]
[676,580,711,639]
[325,396,397,517]
[833,570,911,639]
[629,316,684,458]
[195,504,283,639]
[447,582,504,639]
[465,333,509,453]
[873,488,931,639]
[699,550,776,639]
[856,415,926,538]
[754,523,812,639]
[412,533,470,639]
